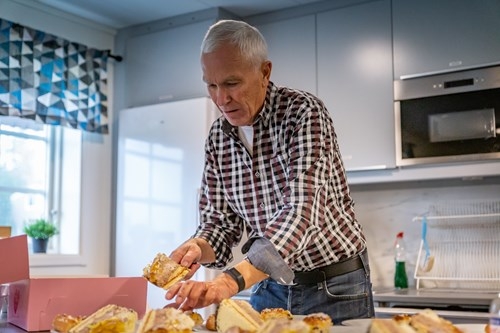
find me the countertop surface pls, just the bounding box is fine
[1,323,42,333]
[1,290,493,332]
[373,287,496,306]
[0,322,362,333]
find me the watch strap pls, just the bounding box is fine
[223,267,245,293]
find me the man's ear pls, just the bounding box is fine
[261,60,272,82]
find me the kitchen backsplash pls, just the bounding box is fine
[350,176,500,289]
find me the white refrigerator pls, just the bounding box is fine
[114,97,219,311]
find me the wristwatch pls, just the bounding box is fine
[223,267,245,293]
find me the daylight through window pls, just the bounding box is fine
[0,117,81,254]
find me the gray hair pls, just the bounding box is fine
[201,19,268,68]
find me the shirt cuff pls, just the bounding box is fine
[242,237,294,285]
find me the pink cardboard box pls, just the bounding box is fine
[0,235,147,331]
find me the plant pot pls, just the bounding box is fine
[32,238,49,253]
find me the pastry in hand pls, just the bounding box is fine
[143,253,190,289]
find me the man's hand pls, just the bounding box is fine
[165,273,239,311]
[169,238,215,279]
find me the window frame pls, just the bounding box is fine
[0,119,85,266]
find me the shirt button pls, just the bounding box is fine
[260,203,265,209]
[255,172,260,178]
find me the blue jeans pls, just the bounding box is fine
[249,250,375,325]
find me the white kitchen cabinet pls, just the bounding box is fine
[393,0,500,79]
[123,20,212,107]
[254,15,317,94]
[317,0,395,171]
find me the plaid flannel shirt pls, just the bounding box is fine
[194,82,366,273]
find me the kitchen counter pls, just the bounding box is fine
[0,320,361,333]
[373,288,495,308]
[373,288,494,324]
[1,323,42,333]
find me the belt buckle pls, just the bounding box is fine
[275,277,297,286]
[278,280,297,286]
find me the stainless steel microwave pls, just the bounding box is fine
[394,65,500,166]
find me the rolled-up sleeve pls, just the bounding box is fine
[242,237,294,285]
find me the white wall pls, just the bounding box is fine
[1,0,117,277]
[351,177,500,290]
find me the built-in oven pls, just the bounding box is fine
[394,65,500,166]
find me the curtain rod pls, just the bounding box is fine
[104,50,123,62]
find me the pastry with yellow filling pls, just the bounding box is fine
[136,308,195,333]
[302,313,332,333]
[409,309,462,333]
[369,318,415,333]
[52,314,86,333]
[259,318,310,333]
[205,313,217,331]
[260,308,293,321]
[143,253,190,289]
[216,299,264,333]
[184,310,203,326]
[368,309,465,333]
[68,304,138,333]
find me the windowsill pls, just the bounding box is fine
[28,254,87,268]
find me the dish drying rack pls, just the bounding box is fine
[413,200,500,292]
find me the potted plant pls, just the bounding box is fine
[23,218,59,253]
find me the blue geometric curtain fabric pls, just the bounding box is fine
[0,18,109,134]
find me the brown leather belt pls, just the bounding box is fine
[293,251,365,285]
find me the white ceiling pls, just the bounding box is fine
[35,0,326,30]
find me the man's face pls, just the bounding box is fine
[201,43,271,127]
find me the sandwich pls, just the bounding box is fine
[143,253,190,289]
[136,308,195,333]
[68,304,138,333]
[216,299,264,333]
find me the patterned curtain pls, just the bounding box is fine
[0,18,109,134]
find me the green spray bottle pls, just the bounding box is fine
[394,231,409,289]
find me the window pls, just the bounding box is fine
[0,117,81,255]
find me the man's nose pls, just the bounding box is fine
[215,87,230,106]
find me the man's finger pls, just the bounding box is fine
[165,281,183,300]
[184,263,201,280]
